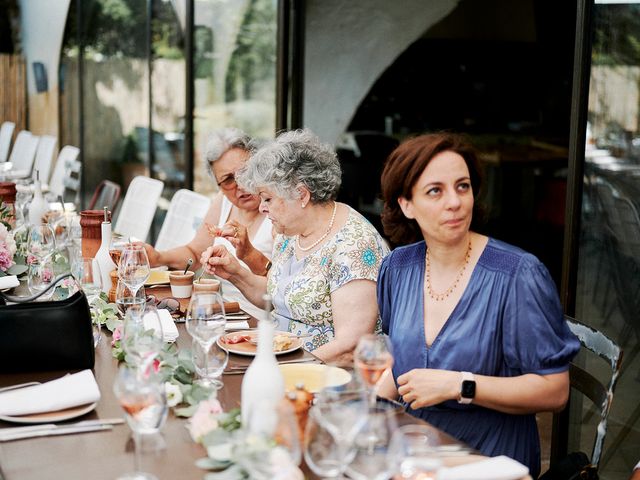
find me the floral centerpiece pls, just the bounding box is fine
[0,202,27,277]
[187,397,304,480]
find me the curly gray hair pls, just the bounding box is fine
[203,128,254,175]
[237,129,341,203]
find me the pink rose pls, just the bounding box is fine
[0,245,13,272]
[42,268,53,283]
[112,324,123,345]
[187,396,224,442]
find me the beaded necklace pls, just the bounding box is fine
[425,240,472,301]
[296,202,337,252]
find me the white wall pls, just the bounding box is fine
[303,0,459,144]
[20,0,71,136]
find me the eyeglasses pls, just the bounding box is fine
[146,295,184,319]
[216,173,237,191]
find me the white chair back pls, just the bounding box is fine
[0,121,15,163]
[114,176,164,242]
[155,189,211,251]
[7,130,39,177]
[48,145,80,199]
[32,135,58,183]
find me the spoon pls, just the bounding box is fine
[183,258,193,275]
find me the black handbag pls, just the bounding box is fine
[539,452,599,480]
[0,274,95,373]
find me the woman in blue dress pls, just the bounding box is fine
[376,132,580,478]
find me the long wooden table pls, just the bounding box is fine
[0,289,513,479]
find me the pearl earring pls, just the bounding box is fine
[301,203,306,208]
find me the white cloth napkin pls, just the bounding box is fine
[0,275,20,290]
[225,321,250,331]
[437,456,529,480]
[144,309,179,343]
[0,370,101,417]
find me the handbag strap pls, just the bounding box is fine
[0,272,77,303]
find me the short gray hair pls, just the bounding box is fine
[237,129,341,203]
[204,127,253,166]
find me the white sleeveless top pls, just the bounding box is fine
[213,196,273,318]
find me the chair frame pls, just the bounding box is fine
[564,316,623,469]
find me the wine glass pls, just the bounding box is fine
[27,223,56,262]
[121,305,164,373]
[191,338,228,389]
[72,258,103,346]
[118,244,150,299]
[110,234,128,267]
[185,291,226,388]
[113,364,168,480]
[344,407,398,480]
[304,387,368,478]
[387,425,442,480]
[354,334,394,409]
[116,280,146,318]
[27,256,56,301]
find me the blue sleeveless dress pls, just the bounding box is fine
[377,238,580,478]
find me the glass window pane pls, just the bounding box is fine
[193,0,277,195]
[574,2,640,476]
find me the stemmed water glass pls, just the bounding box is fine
[118,244,150,301]
[72,258,103,346]
[26,256,56,300]
[304,386,369,478]
[121,305,164,373]
[113,364,168,480]
[185,291,226,388]
[387,425,443,479]
[116,280,147,318]
[27,223,56,262]
[354,334,394,410]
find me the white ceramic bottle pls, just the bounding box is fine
[93,207,116,293]
[240,295,285,436]
[28,171,48,226]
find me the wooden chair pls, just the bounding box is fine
[88,180,121,212]
[6,130,39,178]
[0,121,15,163]
[565,316,623,469]
[154,188,210,251]
[32,135,58,184]
[114,175,164,242]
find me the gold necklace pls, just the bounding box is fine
[296,202,337,252]
[425,240,472,302]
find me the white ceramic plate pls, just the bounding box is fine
[218,330,303,356]
[0,402,97,424]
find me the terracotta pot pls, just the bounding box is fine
[80,210,111,258]
[0,182,17,205]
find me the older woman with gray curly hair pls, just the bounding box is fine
[140,127,273,318]
[201,129,389,362]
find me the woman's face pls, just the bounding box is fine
[398,150,474,244]
[211,148,261,211]
[257,187,302,235]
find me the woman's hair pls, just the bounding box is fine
[237,129,341,203]
[381,132,484,246]
[204,127,253,175]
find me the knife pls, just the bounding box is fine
[0,418,124,437]
[0,423,114,442]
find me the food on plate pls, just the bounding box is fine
[273,334,294,352]
[222,334,252,344]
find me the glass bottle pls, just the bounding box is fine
[93,207,117,293]
[240,295,285,436]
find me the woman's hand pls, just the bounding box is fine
[219,221,255,261]
[397,368,460,410]
[200,244,243,279]
[134,242,162,267]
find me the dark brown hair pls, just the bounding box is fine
[380,132,484,246]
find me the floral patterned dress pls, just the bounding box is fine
[268,206,389,351]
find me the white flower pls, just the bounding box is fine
[165,382,183,407]
[0,223,8,241]
[206,443,233,462]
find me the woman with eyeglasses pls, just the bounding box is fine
[200,129,389,363]
[140,128,273,318]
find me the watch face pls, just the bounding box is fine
[461,380,476,399]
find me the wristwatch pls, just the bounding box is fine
[458,371,476,404]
